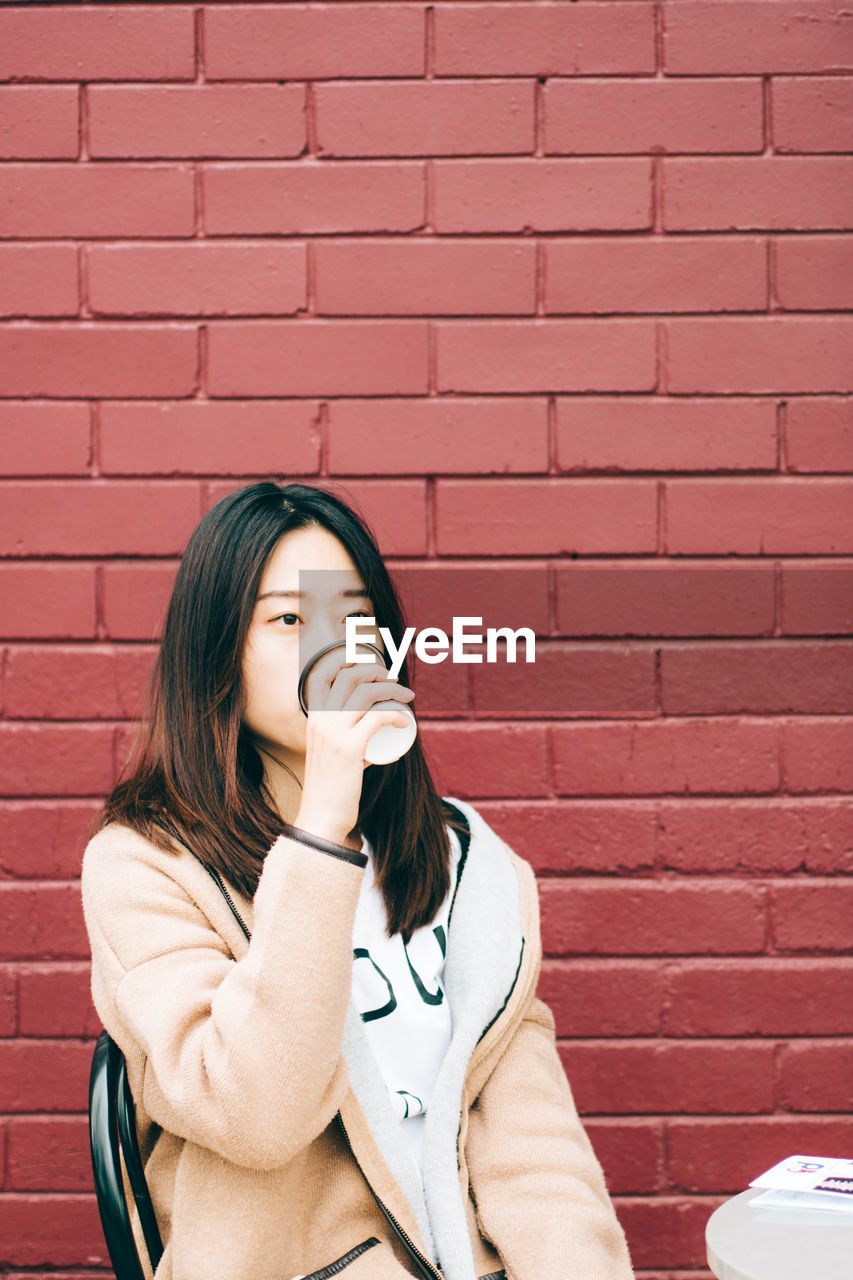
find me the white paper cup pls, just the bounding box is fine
[362,700,418,765]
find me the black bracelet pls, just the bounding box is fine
[279,822,368,868]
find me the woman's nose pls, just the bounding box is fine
[301,615,350,655]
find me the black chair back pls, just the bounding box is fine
[88,1029,164,1279]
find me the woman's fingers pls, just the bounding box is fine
[309,650,412,717]
[303,646,385,712]
[341,676,414,714]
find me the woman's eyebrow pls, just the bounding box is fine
[256,588,369,602]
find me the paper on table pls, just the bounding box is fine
[750,1189,853,1214]
[749,1155,853,1214]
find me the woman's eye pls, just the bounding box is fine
[272,610,369,628]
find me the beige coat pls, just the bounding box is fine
[81,797,634,1280]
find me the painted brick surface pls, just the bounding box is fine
[1,3,851,1276]
[0,246,80,319]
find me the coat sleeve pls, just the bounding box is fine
[81,826,365,1172]
[465,986,634,1279]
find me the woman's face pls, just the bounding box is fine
[240,523,381,764]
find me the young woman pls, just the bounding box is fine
[81,480,634,1280]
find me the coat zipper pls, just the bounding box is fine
[304,1237,380,1279]
[336,1114,444,1280]
[206,865,253,942]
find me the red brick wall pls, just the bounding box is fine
[1,2,852,1276]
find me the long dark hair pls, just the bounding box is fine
[92,481,467,941]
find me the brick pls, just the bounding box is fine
[0,324,198,398]
[0,163,195,239]
[781,563,853,635]
[800,800,853,873]
[0,6,194,81]
[434,158,652,232]
[545,237,766,314]
[18,966,99,1039]
[778,1041,853,1111]
[786,399,853,473]
[4,646,155,721]
[434,4,655,76]
[556,397,777,472]
[664,959,853,1035]
[584,1120,664,1195]
[0,802,101,879]
[478,800,659,874]
[6,1117,91,1192]
[436,320,657,393]
[203,161,425,235]
[774,76,853,152]
[88,84,305,160]
[327,397,547,473]
[0,87,78,160]
[389,564,551,643]
[659,798,853,875]
[0,245,79,319]
[667,317,853,394]
[0,565,96,640]
[668,1116,853,1194]
[100,562,178,641]
[665,0,853,74]
[559,1040,775,1113]
[545,78,763,155]
[0,965,15,1035]
[205,478,429,558]
[539,959,663,1037]
[88,242,307,317]
[554,563,774,637]
[0,725,114,798]
[540,880,766,957]
[0,403,90,475]
[316,240,536,317]
[404,656,469,720]
[661,641,853,714]
[771,881,853,952]
[475,642,656,718]
[207,321,428,397]
[417,725,549,799]
[435,478,658,554]
[0,1192,104,1266]
[0,885,88,960]
[666,478,853,553]
[100,400,319,475]
[782,718,853,793]
[316,81,534,158]
[775,236,853,310]
[0,481,201,557]
[552,719,779,797]
[615,1196,718,1271]
[663,157,853,230]
[205,4,425,80]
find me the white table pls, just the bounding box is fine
[706,1188,853,1280]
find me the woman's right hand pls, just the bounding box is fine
[294,651,414,849]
